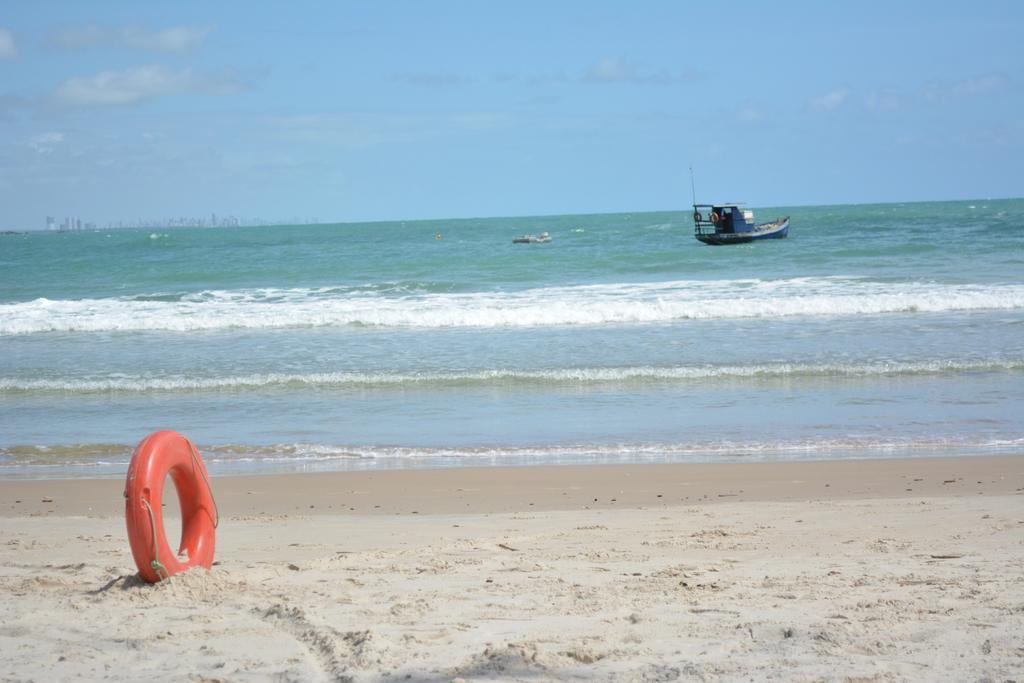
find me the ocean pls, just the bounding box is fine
[2,199,1022,479]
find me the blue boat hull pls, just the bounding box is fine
[696,217,789,245]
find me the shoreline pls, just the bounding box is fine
[3,454,1021,518]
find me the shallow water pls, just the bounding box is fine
[2,199,1022,478]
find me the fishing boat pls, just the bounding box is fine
[512,231,551,244]
[692,203,789,245]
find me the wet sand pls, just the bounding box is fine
[4,455,1023,518]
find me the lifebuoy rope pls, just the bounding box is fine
[141,498,171,582]
[188,439,219,529]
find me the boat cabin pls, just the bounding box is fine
[692,203,756,236]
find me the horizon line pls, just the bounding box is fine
[5,195,1020,232]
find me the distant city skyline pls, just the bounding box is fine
[40,212,299,231]
[1,1,1022,230]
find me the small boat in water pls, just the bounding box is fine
[692,203,789,245]
[512,231,551,244]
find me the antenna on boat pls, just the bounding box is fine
[689,165,697,206]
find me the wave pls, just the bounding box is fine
[4,436,1023,476]
[3,277,1024,335]
[3,358,1021,394]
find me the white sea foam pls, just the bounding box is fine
[5,436,1024,475]
[202,436,1024,465]
[2,277,1024,335]
[2,359,1021,394]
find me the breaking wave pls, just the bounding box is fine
[3,358,1021,395]
[4,436,1023,479]
[3,277,1024,335]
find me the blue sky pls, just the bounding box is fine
[1,1,1021,228]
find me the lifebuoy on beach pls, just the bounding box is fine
[124,430,217,583]
[710,211,720,225]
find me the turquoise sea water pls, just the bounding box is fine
[2,199,1023,479]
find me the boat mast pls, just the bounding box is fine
[689,165,697,207]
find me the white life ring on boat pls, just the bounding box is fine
[710,211,720,225]
[692,210,702,222]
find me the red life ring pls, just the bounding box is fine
[710,211,720,225]
[124,430,218,583]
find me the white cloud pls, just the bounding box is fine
[866,89,904,112]
[51,24,214,52]
[0,28,16,59]
[865,74,1008,113]
[809,88,850,111]
[924,73,1008,102]
[585,57,635,83]
[583,57,698,85]
[134,25,214,52]
[54,65,246,106]
[27,132,64,154]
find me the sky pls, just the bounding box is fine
[1,1,1022,229]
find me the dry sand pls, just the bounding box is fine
[2,456,1023,682]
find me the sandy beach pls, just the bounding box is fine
[5,4,1023,683]
[2,456,1023,682]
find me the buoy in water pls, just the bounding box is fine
[124,430,218,583]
